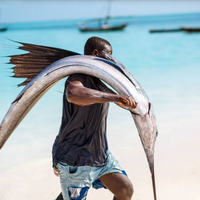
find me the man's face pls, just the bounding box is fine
[98,49,112,59]
[92,47,112,60]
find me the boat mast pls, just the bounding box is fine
[105,0,112,25]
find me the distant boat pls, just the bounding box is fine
[0,11,7,32]
[149,27,200,34]
[79,22,127,32]
[0,27,7,32]
[78,0,127,32]
[180,27,200,33]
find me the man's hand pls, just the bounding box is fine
[53,167,59,177]
[117,96,137,110]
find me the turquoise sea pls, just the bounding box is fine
[0,13,200,200]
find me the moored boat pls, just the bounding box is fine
[0,27,7,32]
[79,22,127,32]
[150,27,200,33]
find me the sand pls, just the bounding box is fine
[0,100,200,200]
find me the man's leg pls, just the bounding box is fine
[99,173,134,200]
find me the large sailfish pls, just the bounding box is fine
[0,41,158,200]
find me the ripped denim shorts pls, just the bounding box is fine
[56,150,127,200]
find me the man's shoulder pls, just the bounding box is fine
[67,74,87,83]
[65,74,102,89]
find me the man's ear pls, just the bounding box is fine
[92,49,98,56]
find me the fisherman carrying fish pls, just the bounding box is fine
[52,37,137,200]
[0,36,157,200]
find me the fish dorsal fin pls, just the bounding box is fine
[8,41,80,86]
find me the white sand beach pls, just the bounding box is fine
[0,99,200,200]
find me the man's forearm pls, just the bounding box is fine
[67,84,122,106]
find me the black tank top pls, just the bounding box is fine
[52,74,109,167]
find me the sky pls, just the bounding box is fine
[0,0,200,23]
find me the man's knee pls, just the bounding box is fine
[115,181,134,200]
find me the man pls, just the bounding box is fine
[52,37,137,200]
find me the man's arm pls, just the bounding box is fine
[66,78,137,110]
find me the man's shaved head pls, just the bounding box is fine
[84,36,112,56]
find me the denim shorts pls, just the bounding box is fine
[56,150,127,200]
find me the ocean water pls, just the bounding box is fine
[0,13,200,200]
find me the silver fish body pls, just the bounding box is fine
[0,55,157,199]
